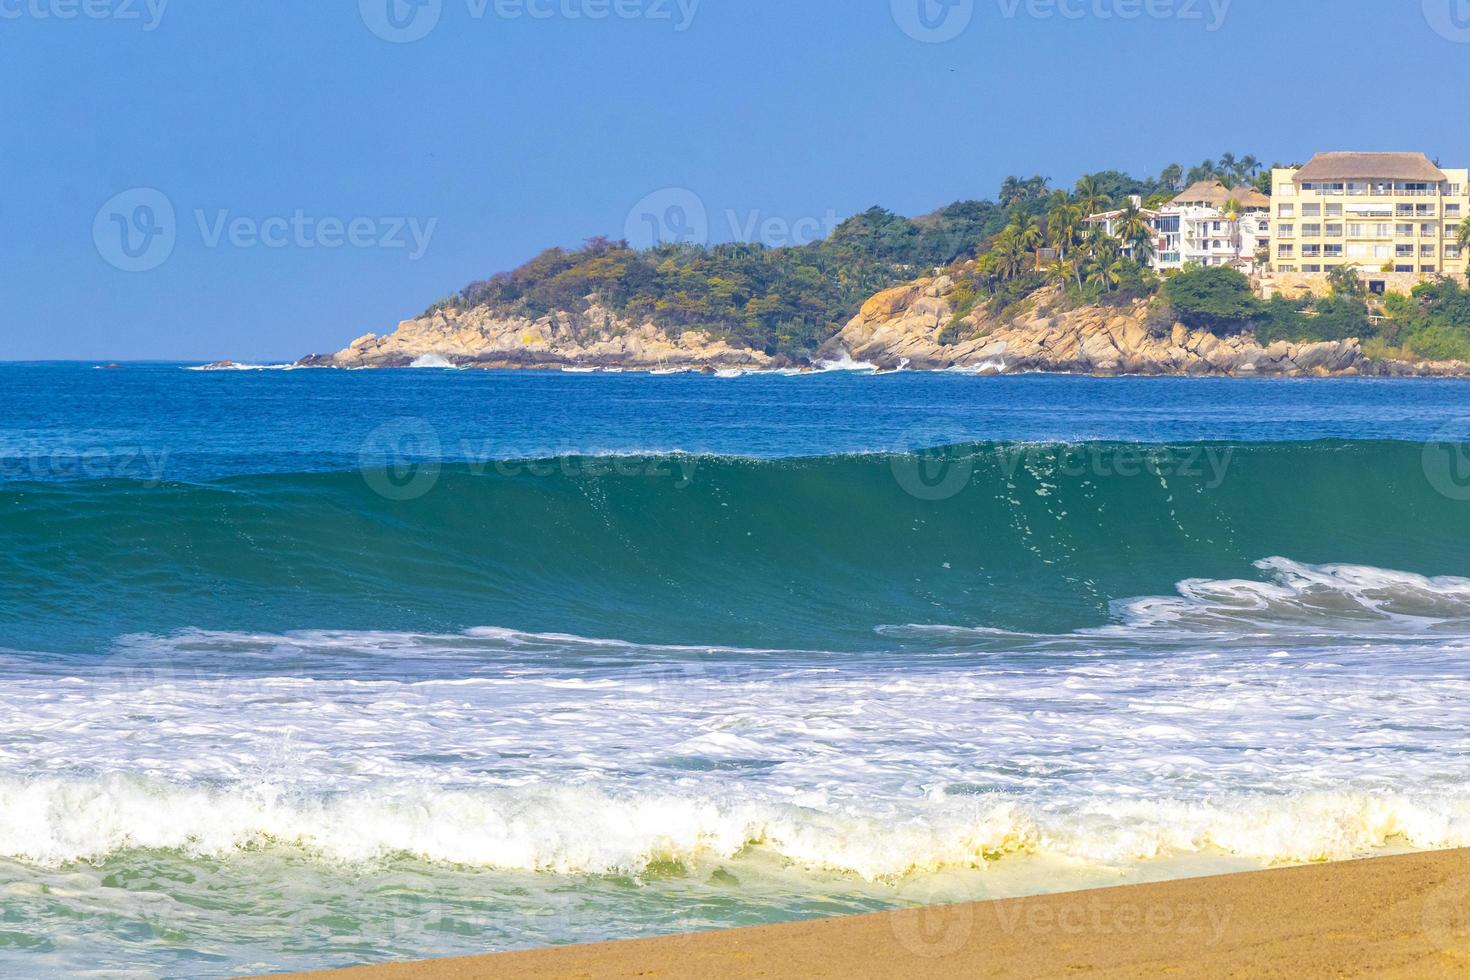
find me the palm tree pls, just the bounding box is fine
[1219,152,1239,180]
[973,253,1000,294]
[1186,159,1217,186]
[1074,176,1110,217]
[990,227,1026,281]
[1458,218,1470,282]
[1114,201,1155,267]
[1131,234,1157,269]
[999,176,1024,208]
[1160,163,1183,192]
[1240,155,1261,178]
[1047,202,1082,260]
[1015,217,1045,268]
[1086,257,1126,294]
[1046,258,1076,290]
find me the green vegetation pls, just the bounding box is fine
[1161,267,1261,334]
[434,202,1009,357]
[430,152,1351,360]
[1159,266,1368,344]
[430,158,1229,358]
[1372,279,1470,361]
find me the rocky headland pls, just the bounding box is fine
[289,274,1470,377]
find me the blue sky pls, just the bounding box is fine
[6,0,1470,360]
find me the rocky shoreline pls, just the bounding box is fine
[277,278,1470,378]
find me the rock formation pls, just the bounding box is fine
[299,304,777,371]
[295,274,1470,377]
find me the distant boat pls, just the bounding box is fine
[562,366,599,374]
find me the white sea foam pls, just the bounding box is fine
[0,776,1463,879]
[407,354,456,369]
[4,560,1470,886]
[813,351,879,373]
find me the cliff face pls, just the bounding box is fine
[827,276,1372,376]
[304,304,776,370]
[300,276,1470,376]
[828,274,1470,377]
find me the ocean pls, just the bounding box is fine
[4,362,1470,976]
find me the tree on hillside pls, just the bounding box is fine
[1015,217,1045,268]
[1458,218,1470,283]
[1047,202,1082,260]
[1114,202,1155,265]
[1162,266,1261,334]
[1160,163,1183,191]
[1074,175,1110,217]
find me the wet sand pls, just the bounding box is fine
[279,848,1470,978]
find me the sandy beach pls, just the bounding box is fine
[278,849,1470,979]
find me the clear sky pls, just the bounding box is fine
[6,0,1470,360]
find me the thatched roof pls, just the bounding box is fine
[1293,152,1447,183]
[1171,181,1271,209]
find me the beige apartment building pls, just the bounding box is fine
[1271,153,1469,290]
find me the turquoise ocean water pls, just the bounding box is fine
[4,363,1470,976]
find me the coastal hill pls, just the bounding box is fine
[296,165,1470,376]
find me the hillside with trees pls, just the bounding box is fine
[420,153,1470,364]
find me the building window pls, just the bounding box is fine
[1301,245,1321,257]
[1277,224,1295,237]
[1278,244,1295,257]
[1397,265,1414,272]
[1448,204,1462,217]
[1422,265,1438,273]
[1324,245,1343,257]
[1325,224,1343,237]
[1449,245,1462,258]
[1301,264,1322,273]
[1302,223,1322,237]
[1278,204,1295,218]
[1326,204,1343,217]
[1423,223,1437,237]
[1374,245,1392,259]
[1279,184,1296,197]
[1449,225,1460,239]
[1397,245,1415,257]
[1301,204,1322,217]
[1422,245,1438,257]
[1452,185,1463,196]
